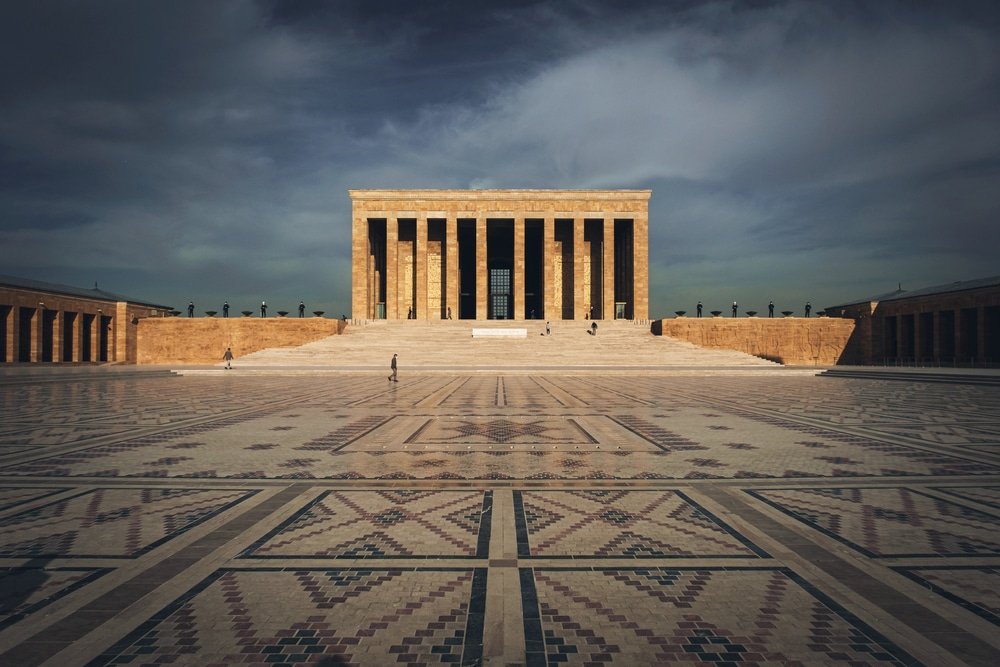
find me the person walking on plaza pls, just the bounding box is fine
[223,347,234,370]
[545,321,551,336]
[261,301,267,317]
[805,301,812,318]
[768,300,774,318]
[298,301,305,318]
[187,301,194,318]
[732,301,738,318]
[447,306,453,319]
[223,301,229,318]
[697,301,702,317]
[388,353,398,382]
[590,321,598,336]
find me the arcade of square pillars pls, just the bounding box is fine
[351,189,651,321]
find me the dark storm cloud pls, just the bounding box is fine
[1,0,998,315]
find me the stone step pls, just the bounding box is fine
[235,320,778,369]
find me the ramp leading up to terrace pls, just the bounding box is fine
[232,320,782,372]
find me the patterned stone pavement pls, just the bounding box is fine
[0,371,998,665]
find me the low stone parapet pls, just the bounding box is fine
[655,317,855,365]
[137,318,345,364]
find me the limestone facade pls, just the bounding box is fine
[350,189,651,321]
[657,318,856,366]
[1,275,171,364]
[136,318,345,364]
[827,276,1000,366]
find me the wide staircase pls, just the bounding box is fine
[230,320,784,373]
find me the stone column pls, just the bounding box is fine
[602,218,615,320]
[6,306,18,362]
[476,218,487,320]
[31,306,42,362]
[52,310,63,363]
[634,213,649,321]
[446,218,459,319]
[514,217,525,320]
[931,311,940,362]
[72,311,82,362]
[385,217,398,320]
[91,313,100,362]
[543,217,554,320]
[573,218,585,320]
[351,214,367,320]
[416,215,428,320]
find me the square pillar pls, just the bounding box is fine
[31,306,42,362]
[386,217,398,320]
[602,218,615,320]
[573,218,585,320]
[72,311,83,362]
[446,217,459,319]
[416,215,428,319]
[514,218,525,320]
[91,313,100,362]
[476,218,488,320]
[543,217,554,320]
[634,214,649,321]
[351,214,368,320]
[6,306,18,363]
[52,310,63,363]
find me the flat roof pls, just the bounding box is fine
[827,275,1000,310]
[0,273,173,309]
[349,188,652,201]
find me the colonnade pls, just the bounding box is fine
[350,190,651,322]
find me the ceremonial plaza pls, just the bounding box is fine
[0,190,999,666]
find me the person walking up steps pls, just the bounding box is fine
[388,353,398,382]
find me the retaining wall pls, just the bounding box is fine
[655,317,855,365]
[137,318,345,364]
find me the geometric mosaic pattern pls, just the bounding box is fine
[90,568,487,667]
[0,487,255,558]
[1,372,999,665]
[0,566,110,631]
[892,566,1000,626]
[514,490,767,558]
[748,487,1000,557]
[0,486,66,510]
[241,490,492,559]
[522,567,915,666]
[406,416,598,445]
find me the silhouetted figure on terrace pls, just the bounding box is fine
[697,301,703,317]
[768,301,774,318]
[187,302,194,318]
[805,301,812,318]
[732,301,738,318]
[261,301,267,317]
[299,302,305,318]
[223,302,229,318]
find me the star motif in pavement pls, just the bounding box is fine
[448,419,551,444]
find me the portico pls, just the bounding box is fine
[350,189,651,321]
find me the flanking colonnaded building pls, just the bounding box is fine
[350,189,650,321]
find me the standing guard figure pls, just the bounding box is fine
[223,301,229,318]
[805,301,812,318]
[696,301,703,318]
[187,302,194,318]
[768,301,774,318]
[261,301,267,317]
[298,301,305,318]
[732,301,738,318]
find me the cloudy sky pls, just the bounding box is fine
[2,0,998,317]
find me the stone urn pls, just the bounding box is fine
[204,311,217,317]
[169,310,181,317]
[817,311,827,317]
[674,311,686,317]
[710,310,722,317]
[746,310,757,317]
[781,310,794,317]
[277,311,289,317]
[312,311,325,317]
[241,310,253,317]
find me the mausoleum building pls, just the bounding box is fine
[350,189,650,321]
